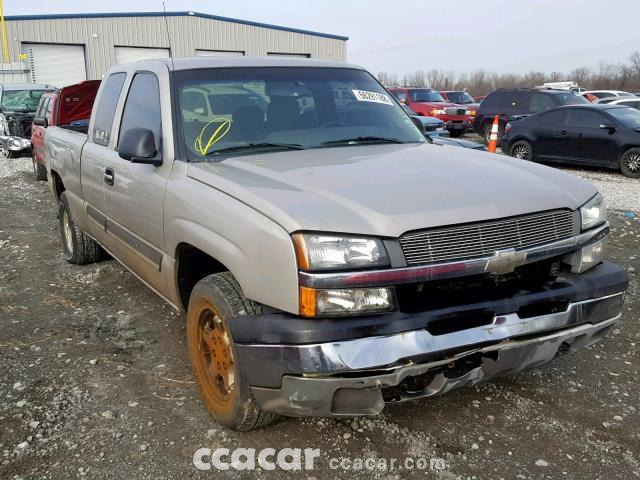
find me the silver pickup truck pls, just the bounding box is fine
[45,57,628,431]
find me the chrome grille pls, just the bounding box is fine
[400,210,576,266]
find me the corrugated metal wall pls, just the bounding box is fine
[3,15,347,80]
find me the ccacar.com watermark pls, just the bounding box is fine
[193,447,447,472]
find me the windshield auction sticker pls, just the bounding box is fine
[352,89,393,105]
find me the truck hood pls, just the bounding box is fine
[186,143,597,237]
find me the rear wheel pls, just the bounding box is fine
[58,192,103,264]
[509,140,533,161]
[620,148,640,178]
[187,272,279,431]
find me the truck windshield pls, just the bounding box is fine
[409,89,445,103]
[175,67,425,160]
[1,90,50,111]
[444,92,475,104]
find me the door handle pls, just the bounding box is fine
[104,168,114,186]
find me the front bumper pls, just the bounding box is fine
[251,306,621,417]
[0,135,31,152]
[234,261,627,417]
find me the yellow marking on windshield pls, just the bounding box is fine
[195,118,232,156]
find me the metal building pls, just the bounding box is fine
[0,11,348,87]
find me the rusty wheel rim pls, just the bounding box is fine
[195,306,235,407]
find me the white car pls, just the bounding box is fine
[597,97,640,110]
[585,90,635,100]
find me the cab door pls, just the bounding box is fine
[564,109,617,165]
[81,72,128,246]
[103,65,173,297]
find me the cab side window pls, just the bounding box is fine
[529,93,556,113]
[93,73,126,146]
[118,72,162,153]
[44,97,54,122]
[565,109,604,128]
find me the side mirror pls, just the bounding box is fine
[599,123,616,132]
[33,117,48,128]
[118,128,162,165]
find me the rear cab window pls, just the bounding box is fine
[92,73,127,146]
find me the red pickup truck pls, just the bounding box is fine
[31,80,100,180]
[389,87,473,137]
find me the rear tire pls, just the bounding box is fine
[509,140,533,161]
[187,272,279,431]
[620,148,640,178]
[33,156,47,181]
[58,192,103,265]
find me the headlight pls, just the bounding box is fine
[292,233,389,271]
[580,193,606,230]
[566,236,607,274]
[300,287,394,317]
[430,109,446,115]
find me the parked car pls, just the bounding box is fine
[473,88,589,144]
[389,87,473,137]
[31,80,100,180]
[501,104,640,177]
[0,83,56,157]
[439,90,480,116]
[583,90,635,100]
[400,104,446,133]
[430,135,485,150]
[45,57,627,430]
[598,97,640,110]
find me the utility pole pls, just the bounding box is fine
[0,0,9,63]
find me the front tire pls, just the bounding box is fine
[187,272,279,431]
[483,122,503,145]
[58,192,103,264]
[509,140,533,161]
[620,148,640,178]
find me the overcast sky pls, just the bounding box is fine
[6,0,640,75]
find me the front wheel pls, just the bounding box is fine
[483,122,503,145]
[620,148,640,178]
[509,140,533,161]
[58,192,104,264]
[448,129,465,138]
[187,272,279,431]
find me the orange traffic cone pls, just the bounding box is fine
[487,115,499,153]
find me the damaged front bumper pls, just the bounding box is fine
[0,135,31,153]
[233,262,627,417]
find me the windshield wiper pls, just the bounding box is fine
[206,142,306,158]
[322,136,404,146]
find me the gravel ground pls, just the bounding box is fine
[1,154,639,480]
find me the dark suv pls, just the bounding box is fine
[473,88,589,144]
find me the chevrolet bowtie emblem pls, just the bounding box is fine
[484,248,527,274]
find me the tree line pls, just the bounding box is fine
[377,51,640,97]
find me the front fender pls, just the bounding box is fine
[163,178,299,314]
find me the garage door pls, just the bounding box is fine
[115,47,170,65]
[195,49,244,57]
[23,43,87,88]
